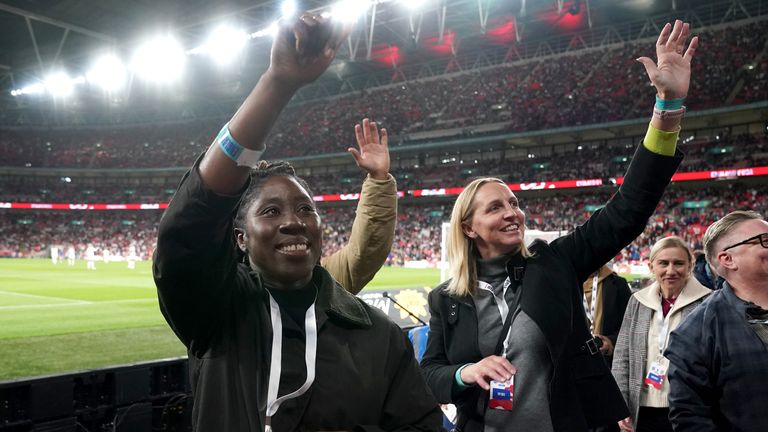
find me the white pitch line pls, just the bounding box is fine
[0,298,157,311]
[0,290,91,304]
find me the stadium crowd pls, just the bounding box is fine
[0,20,766,168]
[2,132,766,199]
[0,211,159,260]
[3,184,765,269]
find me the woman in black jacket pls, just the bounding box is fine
[420,20,697,432]
[154,14,441,432]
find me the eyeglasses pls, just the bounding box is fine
[722,232,768,252]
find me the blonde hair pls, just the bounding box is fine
[648,236,694,278]
[445,177,531,297]
[703,210,763,273]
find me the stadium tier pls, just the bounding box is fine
[2,1,768,429]
[1,19,767,168]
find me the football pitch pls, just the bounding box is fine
[0,259,440,382]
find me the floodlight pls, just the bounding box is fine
[15,83,45,96]
[251,21,279,39]
[196,25,248,65]
[331,0,372,23]
[44,72,79,97]
[402,0,429,11]
[131,36,186,83]
[86,55,126,91]
[281,0,297,18]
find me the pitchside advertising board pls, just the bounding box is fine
[358,289,431,328]
[4,164,768,210]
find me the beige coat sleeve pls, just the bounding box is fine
[320,174,397,294]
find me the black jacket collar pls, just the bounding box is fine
[313,266,373,329]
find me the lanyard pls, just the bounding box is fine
[478,278,514,357]
[265,292,318,430]
[583,273,600,334]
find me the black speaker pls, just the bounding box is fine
[29,379,73,421]
[115,368,150,405]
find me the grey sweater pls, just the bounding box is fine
[473,254,554,432]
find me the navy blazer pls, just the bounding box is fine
[599,273,632,368]
[421,144,682,432]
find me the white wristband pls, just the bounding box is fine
[652,106,686,120]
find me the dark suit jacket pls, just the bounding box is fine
[421,144,682,432]
[600,273,632,368]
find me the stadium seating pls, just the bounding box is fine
[0,20,767,168]
[1,18,767,268]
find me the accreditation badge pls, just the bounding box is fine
[644,359,668,390]
[488,375,515,411]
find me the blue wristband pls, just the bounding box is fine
[455,364,472,388]
[655,95,685,110]
[217,123,245,160]
[216,123,264,167]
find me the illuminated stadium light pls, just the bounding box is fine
[402,0,429,11]
[281,0,297,18]
[189,26,248,65]
[86,55,126,91]
[44,72,85,97]
[131,36,186,83]
[250,21,279,39]
[9,83,45,96]
[330,0,372,23]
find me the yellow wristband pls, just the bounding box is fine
[643,123,680,156]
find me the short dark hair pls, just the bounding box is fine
[703,210,763,272]
[233,160,315,231]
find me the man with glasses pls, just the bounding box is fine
[665,210,768,431]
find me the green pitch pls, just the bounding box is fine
[0,259,440,381]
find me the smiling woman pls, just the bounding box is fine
[233,163,321,290]
[421,19,699,432]
[152,12,441,432]
[612,236,710,432]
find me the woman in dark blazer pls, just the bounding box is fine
[582,265,633,369]
[421,20,698,432]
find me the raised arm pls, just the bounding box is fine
[639,20,698,134]
[199,14,348,194]
[153,14,347,349]
[552,20,697,281]
[322,119,397,294]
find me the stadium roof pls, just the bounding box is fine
[0,0,760,125]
